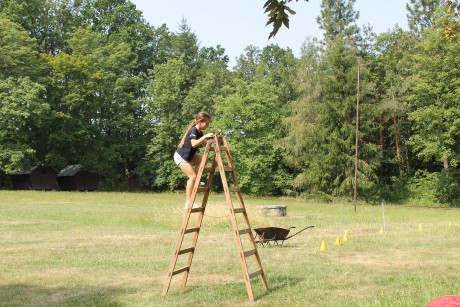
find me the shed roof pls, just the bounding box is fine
[57,164,82,177]
[12,165,58,175]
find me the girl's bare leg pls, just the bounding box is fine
[178,154,203,204]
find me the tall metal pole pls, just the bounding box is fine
[354,61,360,212]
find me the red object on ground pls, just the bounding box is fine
[427,295,460,307]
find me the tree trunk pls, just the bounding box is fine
[444,157,449,169]
[380,115,384,149]
[393,113,401,163]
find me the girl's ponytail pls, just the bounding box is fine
[178,120,196,148]
[177,112,211,148]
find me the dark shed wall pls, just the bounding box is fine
[11,166,58,190]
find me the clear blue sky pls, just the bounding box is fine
[130,0,409,68]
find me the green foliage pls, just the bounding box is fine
[406,7,460,168]
[406,0,444,36]
[214,78,290,195]
[435,168,460,204]
[0,77,47,172]
[263,0,310,39]
[317,0,360,44]
[0,0,458,204]
[0,13,40,79]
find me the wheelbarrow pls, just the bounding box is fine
[253,226,314,246]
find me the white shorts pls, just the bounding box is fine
[174,152,188,165]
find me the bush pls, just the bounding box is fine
[435,168,460,205]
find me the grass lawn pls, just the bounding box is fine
[1,190,459,306]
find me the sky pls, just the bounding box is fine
[130,0,410,68]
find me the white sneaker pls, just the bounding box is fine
[184,201,200,209]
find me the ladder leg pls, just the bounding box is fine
[221,138,269,291]
[214,138,268,301]
[163,141,214,294]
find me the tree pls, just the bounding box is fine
[283,0,379,198]
[0,14,47,173]
[0,13,40,79]
[316,0,359,44]
[0,77,47,173]
[371,27,416,179]
[141,58,190,190]
[406,0,444,37]
[282,38,322,192]
[214,78,289,194]
[406,6,460,170]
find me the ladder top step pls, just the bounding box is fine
[210,146,228,152]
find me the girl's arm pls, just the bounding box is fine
[191,133,214,148]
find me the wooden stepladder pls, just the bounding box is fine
[162,135,268,301]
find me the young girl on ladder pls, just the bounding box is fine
[174,112,215,209]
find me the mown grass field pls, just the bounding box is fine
[1,190,459,306]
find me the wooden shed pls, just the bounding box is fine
[57,164,99,191]
[10,165,58,190]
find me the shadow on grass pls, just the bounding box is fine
[163,274,301,303]
[0,283,131,306]
[265,273,303,293]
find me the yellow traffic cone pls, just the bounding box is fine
[380,227,384,234]
[419,224,422,230]
[335,235,341,246]
[343,231,349,242]
[449,222,452,229]
[320,240,327,252]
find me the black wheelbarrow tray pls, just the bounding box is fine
[253,226,314,246]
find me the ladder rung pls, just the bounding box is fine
[248,269,263,279]
[233,208,245,214]
[178,247,195,255]
[203,167,213,173]
[219,146,228,152]
[244,249,257,258]
[197,187,209,192]
[228,187,239,192]
[184,227,200,234]
[223,167,233,172]
[191,207,204,213]
[238,229,251,235]
[172,266,189,276]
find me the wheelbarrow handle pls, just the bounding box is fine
[285,225,314,240]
